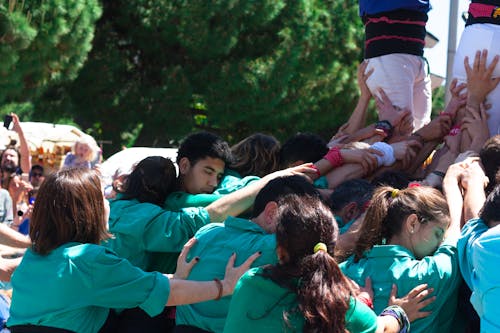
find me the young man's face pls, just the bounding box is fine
[179,156,225,194]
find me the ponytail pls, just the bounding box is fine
[298,251,351,333]
[353,186,397,262]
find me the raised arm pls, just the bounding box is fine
[11,113,31,173]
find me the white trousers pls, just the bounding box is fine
[453,23,500,136]
[365,53,432,130]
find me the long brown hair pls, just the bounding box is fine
[30,168,110,255]
[265,194,352,333]
[353,186,450,262]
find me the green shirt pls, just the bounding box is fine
[8,243,169,333]
[340,240,462,333]
[105,198,210,271]
[224,267,377,333]
[176,216,278,333]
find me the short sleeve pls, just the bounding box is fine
[77,246,170,316]
[345,297,378,333]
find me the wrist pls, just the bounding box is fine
[213,278,224,300]
[375,120,394,138]
[411,132,425,145]
[370,142,395,166]
[379,305,410,333]
[323,147,344,168]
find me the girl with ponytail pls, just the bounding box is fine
[224,194,406,333]
[341,185,461,333]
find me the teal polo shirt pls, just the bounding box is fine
[340,240,462,333]
[458,218,500,333]
[175,216,278,333]
[224,267,378,333]
[8,243,169,333]
[105,197,210,271]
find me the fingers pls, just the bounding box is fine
[364,277,372,291]
[365,67,374,79]
[178,238,197,262]
[464,56,472,77]
[358,60,368,77]
[449,78,457,91]
[389,284,398,302]
[486,54,499,77]
[474,50,482,71]
[407,283,428,298]
[237,251,261,272]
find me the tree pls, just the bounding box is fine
[0,0,102,104]
[34,0,365,153]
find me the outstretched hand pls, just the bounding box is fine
[465,49,500,105]
[221,251,261,297]
[388,284,435,322]
[173,238,200,280]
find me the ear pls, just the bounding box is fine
[178,157,191,175]
[263,201,279,225]
[404,213,419,235]
[344,202,359,221]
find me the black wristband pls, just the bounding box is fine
[375,120,394,137]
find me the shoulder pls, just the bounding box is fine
[65,243,120,263]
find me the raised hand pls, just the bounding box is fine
[388,283,435,322]
[464,49,500,105]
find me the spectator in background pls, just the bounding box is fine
[28,165,44,188]
[63,135,99,169]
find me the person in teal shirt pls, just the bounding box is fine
[224,194,407,333]
[105,156,314,331]
[164,132,281,211]
[7,168,260,333]
[340,185,462,333]
[175,176,319,333]
[456,161,500,332]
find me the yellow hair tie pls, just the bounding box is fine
[313,242,327,254]
[391,189,399,198]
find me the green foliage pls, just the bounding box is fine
[431,85,446,115]
[34,0,364,153]
[0,0,102,104]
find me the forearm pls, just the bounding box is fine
[17,131,31,173]
[167,278,227,306]
[463,185,486,223]
[442,177,463,236]
[206,173,276,221]
[0,223,30,248]
[325,164,365,189]
[375,316,401,333]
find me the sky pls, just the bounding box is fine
[425,1,470,80]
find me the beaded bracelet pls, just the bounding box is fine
[379,305,410,333]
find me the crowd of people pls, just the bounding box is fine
[0,0,498,332]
